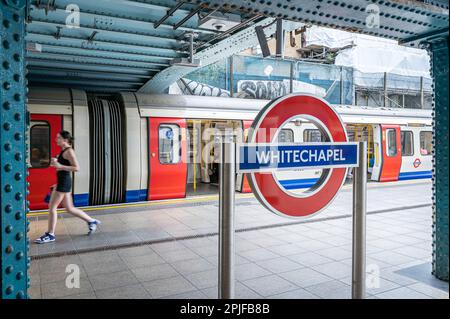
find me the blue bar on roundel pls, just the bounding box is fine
[238,143,359,173]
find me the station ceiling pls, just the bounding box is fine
[26,0,449,93]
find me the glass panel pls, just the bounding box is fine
[232,55,292,99]
[278,129,294,143]
[293,61,350,104]
[303,129,324,142]
[30,123,50,168]
[159,124,181,164]
[401,131,414,156]
[420,131,432,156]
[386,129,397,157]
[181,59,230,96]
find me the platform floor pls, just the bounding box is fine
[28,180,449,299]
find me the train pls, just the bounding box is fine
[27,88,432,210]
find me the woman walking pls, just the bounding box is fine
[35,131,100,244]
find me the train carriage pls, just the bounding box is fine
[27,88,432,210]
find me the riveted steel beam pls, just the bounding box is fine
[0,0,29,299]
[28,77,144,89]
[26,32,184,58]
[27,59,157,74]
[183,0,448,43]
[28,13,190,52]
[28,82,139,93]
[27,21,185,55]
[27,67,152,82]
[30,1,217,36]
[400,26,449,46]
[154,1,187,28]
[173,4,203,30]
[28,43,174,64]
[427,36,449,282]
[139,17,301,93]
[34,43,175,61]
[27,51,169,68]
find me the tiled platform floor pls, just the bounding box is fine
[29,180,432,257]
[28,181,449,299]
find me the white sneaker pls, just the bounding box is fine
[34,232,56,244]
[87,219,101,235]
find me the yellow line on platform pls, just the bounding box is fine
[27,179,429,217]
[27,193,254,217]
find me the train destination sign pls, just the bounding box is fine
[237,142,359,173]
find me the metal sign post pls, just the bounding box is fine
[218,133,236,299]
[352,141,367,299]
[217,94,368,299]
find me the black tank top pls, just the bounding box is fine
[57,148,71,176]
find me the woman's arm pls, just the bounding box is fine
[52,149,80,172]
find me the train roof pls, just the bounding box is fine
[27,88,432,126]
[133,93,432,125]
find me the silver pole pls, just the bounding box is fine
[420,76,424,109]
[352,141,367,299]
[218,133,236,299]
[188,33,194,64]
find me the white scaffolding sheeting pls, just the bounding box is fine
[305,26,432,91]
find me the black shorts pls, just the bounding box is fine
[56,172,72,193]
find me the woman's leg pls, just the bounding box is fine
[48,190,65,234]
[62,193,94,223]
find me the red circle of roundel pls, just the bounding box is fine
[248,94,348,218]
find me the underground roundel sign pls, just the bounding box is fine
[237,94,359,218]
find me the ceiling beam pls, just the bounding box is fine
[26,32,185,58]
[139,18,302,93]
[28,42,175,64]
[27,58,160,74]
[30,2,217,36]
[29,82,140,92]
[28,76,143,88]
[27,67,152,81]
[27,51,169,68]
[28,20,185,49]
[182,0,448,42]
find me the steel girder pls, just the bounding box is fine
[428,36,449,282]
[26,0,221,91]
[138,18,303,93]
[183,0,449,42]
[0,0,29,299]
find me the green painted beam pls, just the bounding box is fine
[429,36,449,281]
[0,0,29,299]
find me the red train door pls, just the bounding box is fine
[28,114,62,210]
[148,117,187,200]
[379,124,402,182]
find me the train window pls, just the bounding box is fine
[303,129,325,142]
[420,131,432,156]
[159,124,181,164]
[401,131,414,156]
[30,123,51,168]
[278,129,294,143]
[386,129,397,157]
